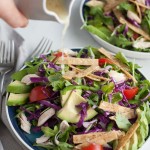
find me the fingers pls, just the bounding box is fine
[0,0,28,28]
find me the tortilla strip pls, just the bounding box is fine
[134,0,142,19]
[110,110,136,120]
[99,101,136,117]
[73,130,124,144]
[129,0,150,9]
[98,48,137,83]
[75,65,100,78]
[69,65,109,81]
[113,9,150,40]
[104,0,126,12]
[63,71,76,80]
[75,130,124,149]
[57,57,99,66]
[116,121,139,150]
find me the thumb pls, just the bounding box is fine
[0,0,28,28]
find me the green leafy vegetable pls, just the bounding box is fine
[101,82,114,94]
[115,113,131,131]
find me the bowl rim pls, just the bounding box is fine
[79,0,150,59]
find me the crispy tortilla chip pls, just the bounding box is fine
[129,0,150,9]
[104,0,126,12]
[62,71,76,80]
[99,101,135,116]
[113,9,150,40]
[75,65,100,78]
[109,110,136,120]
[98,48,137,82]
[75,130,124,149]
[69,65,109,81]
[135,1,142,19]
[116,121,139,150]
[57,57,99,66]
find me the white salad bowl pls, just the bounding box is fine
[80,0,150,59]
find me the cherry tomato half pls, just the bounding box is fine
[99,58,113,66]
[29,86,52,102]
[123,87,139,100]
[82,144,103,150]
[52,52,67,62]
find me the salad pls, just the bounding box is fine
[83,0,150,52]
[7,47,150,150]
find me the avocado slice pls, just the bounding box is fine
[7,93,29,106]
[7,80,32,94]
[57,91,97,123]
[61,89,82,106]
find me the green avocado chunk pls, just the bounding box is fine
[7,80,32,94]
[61,89,82,106]
[57,91,97,123]
[7,93,29,106]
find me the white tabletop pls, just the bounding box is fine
[1,0,150,150]
[15,0,150,80]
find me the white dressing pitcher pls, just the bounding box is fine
[14,0,75,24]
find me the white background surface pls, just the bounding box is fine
[16,0,150,80]
[7,0,150,149]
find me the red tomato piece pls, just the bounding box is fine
[53,52,67,57]
[133,33,139,40]
[123,87,139,100]
[82,144,103,150]
[99,58,113,66]
[29,86,52,102]
[53,52,67,62]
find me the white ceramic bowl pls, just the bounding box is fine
[80,0,150,59]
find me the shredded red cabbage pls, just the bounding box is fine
[123,25,128,36]
[128,18,140,28]
[47,62,61,71]
[146,0,150,6]
[38,65,46,77]
[82,91,92,99]
[39,100,61,110]
[30,77,49,83]
[76,102,88,127]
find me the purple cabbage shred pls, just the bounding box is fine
[76,102,88,127]
[30,77,49,83]
[47,62,61,71]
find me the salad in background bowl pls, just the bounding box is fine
[5,47,150,150]
[80,0,150,59]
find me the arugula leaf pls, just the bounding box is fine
[11,69,27,81]
[110,34,132,48]
[90,6,103,15]
[88,93,99,106]
[119,2,136,12]
[141,10,150,34]
[59,126,76,142]
[135,80,150,100]
[115,52,129,65]
[112,92,123,103]
[41,126,59,137]
[84,25,111,42]
[115,113,131,131]
[51,79,66,91]
[101,82,114,94]
[48,73,62,82]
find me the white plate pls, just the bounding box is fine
[80,0,150,59]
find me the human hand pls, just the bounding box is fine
[0,0,28,28]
